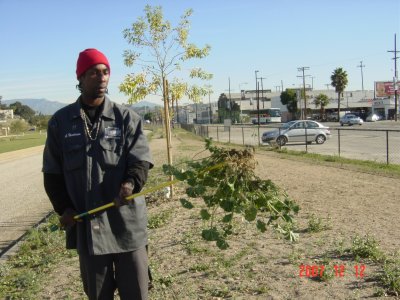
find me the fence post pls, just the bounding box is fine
[386,130,389,165]
[338,129,341,157]
[242,126,245,145]
[217,126,219,142]
[229,126,231,143]
[305,127,308,152]
[258,126,260,146]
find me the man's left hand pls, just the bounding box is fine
[114,182,134,207]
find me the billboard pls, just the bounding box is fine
[375,81,400,97]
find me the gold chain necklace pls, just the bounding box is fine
[80,108,101,141]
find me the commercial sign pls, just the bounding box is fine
[375,81,400,97]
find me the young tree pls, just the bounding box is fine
[313,93,329,120]
[119,5,212,192]
[331,68,348,121]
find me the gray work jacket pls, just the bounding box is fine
[43,96,153,255]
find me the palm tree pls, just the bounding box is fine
[313,93,329,120]
[331,68,348,121]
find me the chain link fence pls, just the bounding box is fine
[181,124,400,165]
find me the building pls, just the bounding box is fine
[0,109,14,122]
[229,89,398,122]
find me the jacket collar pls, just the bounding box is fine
[70,95,115,121]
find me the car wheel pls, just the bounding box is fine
[276,136,287,146]
[315,134,326,144]
[340,123,344,126]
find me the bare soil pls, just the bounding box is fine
[37,131,400,299]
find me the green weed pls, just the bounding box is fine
[307,214,331,233]
[148,209,173,229]
[350,235,384,262]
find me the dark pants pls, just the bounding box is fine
[79,247,149,300]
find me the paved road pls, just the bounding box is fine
[205,121,400,164]
[0,146,53,258]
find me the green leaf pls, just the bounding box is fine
[244,206,257,222]
[222,224,233,236]
[187,178,197,186]
[174,171,187,181]
[200,209,211,220]
[256,220,267,233]
[186,187,197,197]
[220,199,234,212]
[222,213,233,223]
[216,238,229,250]
[202,228,219,241]
[180,198,194,209]
[194,185,206,195]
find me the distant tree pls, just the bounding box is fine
[331,68,348,121]
[9,101,36,122]
[217,93,240,123]
[10,119,28,133]
[313,93,330,120]
[144,112,154,122]
[217,93,229,122]
[280,89,298,116]
[30,114,51,130]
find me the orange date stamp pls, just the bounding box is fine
[299,264,365,278]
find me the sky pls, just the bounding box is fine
[1,0,399,105]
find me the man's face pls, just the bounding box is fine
[79,64,110,99]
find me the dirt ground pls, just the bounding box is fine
[37,131,399,299]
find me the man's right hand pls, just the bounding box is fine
[59,208,78,229]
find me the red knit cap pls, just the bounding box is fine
[76,48,110,79]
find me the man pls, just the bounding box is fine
[43,48,153,299]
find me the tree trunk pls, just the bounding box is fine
[163,79,174,197]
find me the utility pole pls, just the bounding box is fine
[311,76,315,90]
[325,83,330,90]
[357,61,365,92]
[297,67,310,119]
[255,70,259,124]
[260,77,266,109]
[239,82,248,122]
[281,80,284,92]
[388,34,399,121]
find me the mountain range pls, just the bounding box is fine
[3,99,161,115]
[3,98,67,115]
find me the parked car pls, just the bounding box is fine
[339,114,363,126]
[366,113,380,122]
[261,120,331,146]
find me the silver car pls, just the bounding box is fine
[261,120,331,146]
[340,114,363,126]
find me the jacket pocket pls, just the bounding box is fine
[63,143,85,171]
[99,139,121,168]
